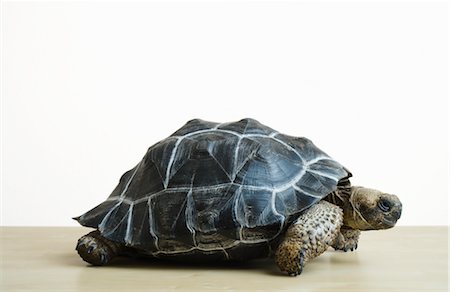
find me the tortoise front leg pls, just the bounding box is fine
[332,228,361,252]
[274,201,344,276]
[76,230,124,265]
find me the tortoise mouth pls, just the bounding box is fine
[357,213,399,230]
[382,218,397,228]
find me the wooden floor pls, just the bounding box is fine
[0,227,448,291]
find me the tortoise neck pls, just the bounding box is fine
[324,177,358,229]
[325,177,351,205]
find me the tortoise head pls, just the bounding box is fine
[344,186,402,230]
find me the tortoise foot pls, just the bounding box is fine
[76,230,119,266]
[287,250,305,277]
[332,229,360,252]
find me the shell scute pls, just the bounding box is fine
[76,119,350,257]
[171,119,219,136]
[150,190,195,252]
[218,118,276,135]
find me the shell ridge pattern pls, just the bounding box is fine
[163,127,239,188]
[293,184,322,198]
[147,196,160,250]
[271,190,285,221]
[104,151,334,208]
[233,146,259,177]
[305,158,343,182]
[269,134,305,164]
[184,189,198,247]
[304,170,338,192]
[150,158,166,185]
[306,168,340,182]
[170,191,188,231]
[207,147,233,182]
[80,119,349,256]
[232,186,244,240]
[254,191,285,226]
[120,161,143,198]
[99,202,131,238]
[150,237,273,257]
[98,201,122,233]
[124,203,134,245]
[163,129,305,189]
[104,153,335,206]
[211,185,237,233]
[234,182,249,228]
[232,136,243,180]
[273,155,334,193]
[163,137,183,188]
[242,118,251,134]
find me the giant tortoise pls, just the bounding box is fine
[74,118,402,276]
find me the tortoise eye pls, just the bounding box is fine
[378,199,391,212]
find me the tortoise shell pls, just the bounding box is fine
[75,118,349,260]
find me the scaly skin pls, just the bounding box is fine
[332,228,361,252]
[275,186,402,276]
[274,201,344,276]
[76,230,124,265]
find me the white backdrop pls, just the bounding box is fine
[2,0,448,226]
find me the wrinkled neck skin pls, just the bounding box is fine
[326,187,373,230]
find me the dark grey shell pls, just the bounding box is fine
[75,118,349,260]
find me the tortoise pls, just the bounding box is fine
[74,118,402,276]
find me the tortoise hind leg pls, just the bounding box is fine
[76,230,124,265]
[274,201,344,276]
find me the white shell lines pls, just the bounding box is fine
[124,203,134,245]
[162,127,304,190]
[99,202,133,239]
[120,160,143,198]
[106,155,338,206]
[271,190,285,221]
[232,136,243,180]
[306,168,340,183]
[163,137,183,188]
[267,133,306,164]
[184,189,197,247]
[233,186,244,240]
[100,155,340,254]
[208,150,233,182]
[86,120,348,257]
[98,201,122,234]
[147,196,160,250]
